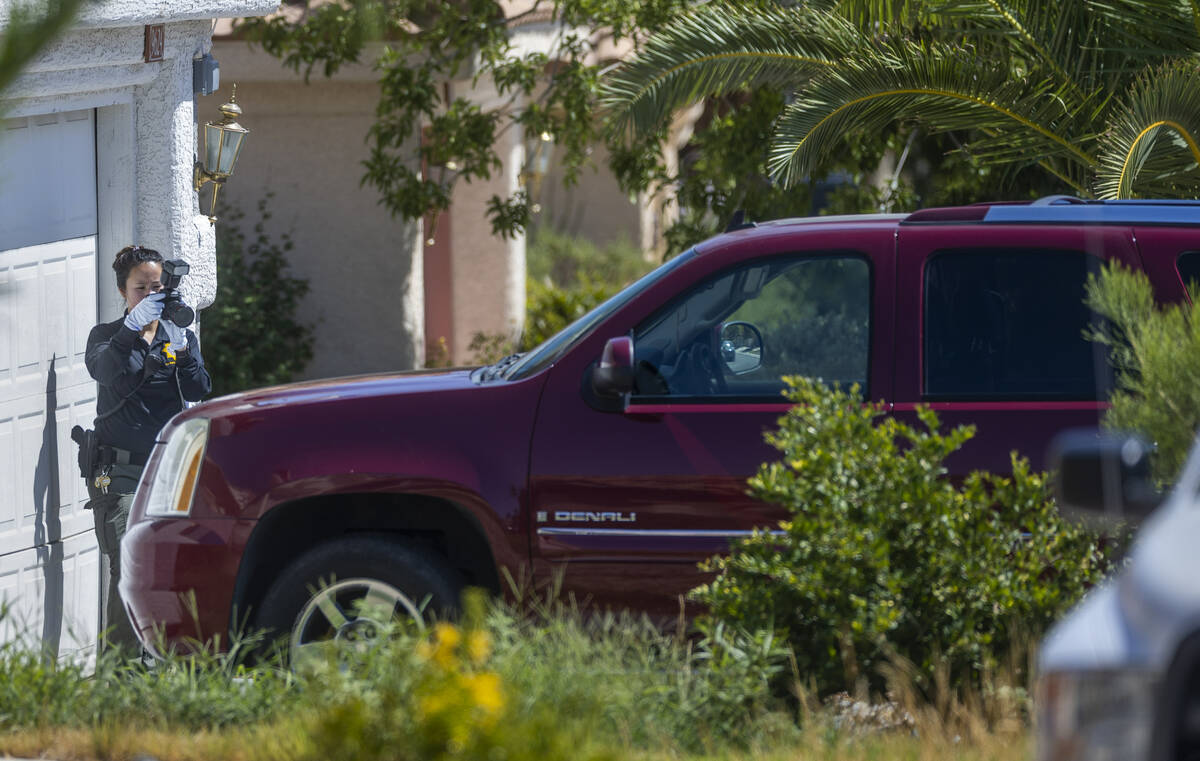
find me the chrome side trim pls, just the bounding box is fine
[536,528,787,538]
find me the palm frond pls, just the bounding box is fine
[767,39,1093,189]
[1095,60,1200,198]
[1084,0,1200,58]
[601,5,862,138]
[826,0,943,28]
[931,0,1091,83]
[915,1,1200,92]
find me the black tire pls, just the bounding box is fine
[251,535,463,662]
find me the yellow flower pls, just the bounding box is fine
[429,623,462,668]
[434,622,462,649]
[465,672,505,716]
[466,630,491,664]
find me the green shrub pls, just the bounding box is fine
[692,377,1113,697]
[465,331,514,365]
[520,276,613,350]
[200,196,315,398]
[526,227,648,289]
[1085,262,1200,484]
[519,228,654,351]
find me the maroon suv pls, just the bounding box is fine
[121,197,1200,659]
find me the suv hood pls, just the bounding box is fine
[181,367,479,421]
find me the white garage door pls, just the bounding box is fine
[0,109,100,655]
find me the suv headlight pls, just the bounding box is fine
[144,418,209,518]
[1036,668,1158,761]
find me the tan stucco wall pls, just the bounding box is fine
[201,44,424,380]
[530,143,642,249]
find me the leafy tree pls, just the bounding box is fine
[201,197,316,397]
[604,1,1200,200]
[1085,262,1200,484]
[238,0,686,241]
[237,1,1006,254]
[0,0,92,98]
[693,377,1114,697]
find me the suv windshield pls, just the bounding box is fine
[503,248,697,381]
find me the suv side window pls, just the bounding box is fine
[1177,251,1200,296]
[633,254,870,400]
[924,249,1108,400]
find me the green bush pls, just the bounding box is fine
[526,227,648,289]
[200,196,315,398]
[1085,262,1200,484]
[520,229,654,351]
[692,377,1113,697]
[520,276,613,350]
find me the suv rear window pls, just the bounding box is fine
[924,249,1109,400]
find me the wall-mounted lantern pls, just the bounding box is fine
[519,130,554,214]
[194,84,249,223]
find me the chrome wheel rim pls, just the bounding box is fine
[290,578,423,665]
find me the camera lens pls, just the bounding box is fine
[161,297,194,328]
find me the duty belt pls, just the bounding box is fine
[100,446,149,468]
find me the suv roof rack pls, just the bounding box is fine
[905,196,1200,225]
[724,209,757,232]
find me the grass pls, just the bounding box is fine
[0,591,1037,761]
[0,722,1032,761]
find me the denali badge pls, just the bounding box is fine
[554,511,637,523]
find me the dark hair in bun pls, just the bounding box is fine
[112,245,163,291]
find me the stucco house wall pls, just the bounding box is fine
[0,0,275,657]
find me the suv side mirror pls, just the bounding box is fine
[719,321,763,375]
[590,336,635,398]
[1049,429,1161,523]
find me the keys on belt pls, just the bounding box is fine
[94,466,112,494]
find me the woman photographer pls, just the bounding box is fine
[84,245,211,654]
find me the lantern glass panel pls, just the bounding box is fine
[217,129,244,175]
[204,123,223,174]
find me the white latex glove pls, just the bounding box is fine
[162,318,188,354]
[124,292,164,331]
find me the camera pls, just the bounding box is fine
[159,259,194,328]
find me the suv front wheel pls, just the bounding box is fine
[252,535,464,664]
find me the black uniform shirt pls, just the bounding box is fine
[85,316,212,455]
